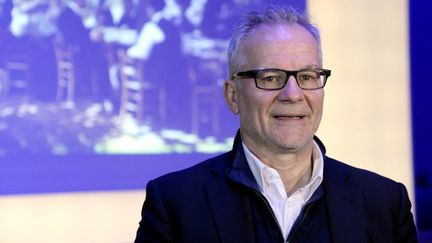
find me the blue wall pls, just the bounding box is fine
[410,0,432,233]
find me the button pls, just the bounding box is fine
[264,169,273,179]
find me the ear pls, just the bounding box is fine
[224,79,239,114]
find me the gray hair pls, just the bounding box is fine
[227,5,322,78]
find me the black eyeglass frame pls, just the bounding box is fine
[232,68,331,90]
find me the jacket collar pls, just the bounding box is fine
[205,131,256,242]
[208,132,368,243]
[227,131,261,191]
[226,133,327,191]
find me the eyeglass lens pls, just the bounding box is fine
[255,69,325,90]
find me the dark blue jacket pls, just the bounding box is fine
[135,135,417,242]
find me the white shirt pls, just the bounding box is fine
[242,141,324,239]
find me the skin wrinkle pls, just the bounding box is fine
[224,23,323,195]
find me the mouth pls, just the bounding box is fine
[272,115,306,121]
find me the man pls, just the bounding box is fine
[134,5,418,242]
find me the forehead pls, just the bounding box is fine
[236,23,321,69]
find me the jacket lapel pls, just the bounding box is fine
[205,177,255,243]
[324,158,368,243]
[204,134,256,243]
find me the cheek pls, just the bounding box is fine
[311,94,324,126]
[304,90,324,114]
[238,91,270,123]
[238,95,258,119]
[308,90,324,109]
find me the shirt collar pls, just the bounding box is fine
[242,140,324,200]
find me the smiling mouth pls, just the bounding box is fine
[273,115,305,120]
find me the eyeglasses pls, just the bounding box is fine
[232,68,331,90]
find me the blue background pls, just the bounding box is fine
[0,0,430,239]
[410,0,432,234]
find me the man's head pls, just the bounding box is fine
[227,6,322,78]
[224,6,329,158]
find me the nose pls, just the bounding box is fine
[277,75,303,102]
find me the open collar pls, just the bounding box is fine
[207,132,368,243]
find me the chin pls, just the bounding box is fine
[271,132,313,151]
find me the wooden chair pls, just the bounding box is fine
[189,59,221,136]
[53,36,75,104]
[0,68,8,97]
[117,49,166,123]
[3,52,31,95]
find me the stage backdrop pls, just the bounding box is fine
[0,0,430,242]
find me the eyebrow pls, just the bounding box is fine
[298,65,321,69]
[255,65,321,70]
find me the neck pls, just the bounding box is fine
[274,154,312,196]
[246,140,314,196]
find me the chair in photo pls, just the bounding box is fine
[0,68,8,97]
[3,52,31,96]
[53,35,75,105]
[117,49,166,123]
[118,49,145,120]
[189,59,221,136]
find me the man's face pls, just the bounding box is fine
[225,23,324,156]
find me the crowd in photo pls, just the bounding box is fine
[0,0,264,134]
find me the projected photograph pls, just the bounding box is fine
[0,0,276,156]
[0,0,307,195]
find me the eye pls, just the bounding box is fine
[262,75,279,83]
[298,70,319,82]
[258,71,284,83]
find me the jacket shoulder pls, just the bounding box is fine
[324,157,417,243]
[149,151,233,191]
[323,156,411,206]
[324,156,402,187]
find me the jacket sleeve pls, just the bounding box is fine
[395,183,418,243]
[134,180,172,243]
